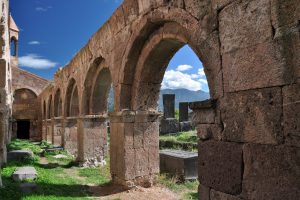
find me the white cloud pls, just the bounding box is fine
[19,54,57,69]
[198,68,206,77]
[36,6,52,12]
[176,64,193,72]
[28,41,40,45]
[162,70,207,91]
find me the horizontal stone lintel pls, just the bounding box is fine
[109,110,162,123]
[189,99,215,110]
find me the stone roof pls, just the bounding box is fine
[9,15,19,32]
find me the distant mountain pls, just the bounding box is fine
[108,88,210,112]
[159,89,210,111]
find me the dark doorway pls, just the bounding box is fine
[17,120,30,139]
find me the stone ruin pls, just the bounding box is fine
[0,0,299,199]
[160,94,194,134]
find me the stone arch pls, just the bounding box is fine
[47,95,53,119]
[65,78,79,117]
[13,88,37,102]
[54,88,62,117]
[118,9,221,110]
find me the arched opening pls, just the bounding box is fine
[48,95,52,119]
[65,78,79,117]
[54,89,62,117]
[10,37,17,56]
[13,88,38,139]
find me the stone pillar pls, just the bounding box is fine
[77,115,108,164]
[64,117,78,157]
[179,102,189,122]
[42,120,47,141]
[53,117,64,146]
[46,119,53,143]
[109,110,160,188]
[163,94,175,118]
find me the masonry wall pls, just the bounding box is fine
[0,0,12,186]
[11,67,48,140]
[37,0,300,197]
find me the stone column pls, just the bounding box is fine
[53,117,64,146]
[42,120,47,141]
[77,115,108,165]
[64,117,78,157]
[109,110,161,188]
[46,119,53,143]
[163,94,175,118]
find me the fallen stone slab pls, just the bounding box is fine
[160,149,198,180]
[53,154,68,159]
[20,183,37,193]
[12,167,37,182]
[7,150,33,161]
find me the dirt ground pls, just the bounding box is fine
[89,185,179,200]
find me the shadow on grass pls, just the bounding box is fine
[0,177,126,200]
[35,161,79,169]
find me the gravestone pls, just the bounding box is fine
[163,94,175,119]
[179,102,189,122]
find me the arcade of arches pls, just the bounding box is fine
[1,0,299,199]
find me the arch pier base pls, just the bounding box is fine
[109,110,161,188]
[77,115,108,165]
[42,120,47,141]
[53,117,64,146]
[46,119,53,144]
[64,117,78,157]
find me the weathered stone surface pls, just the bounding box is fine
[219,0,273,54]
[160,118,179,134]
[7,150,33,161]
[197,124,222,141]
[192,108,215,124]
[283,83,300,147]
[179,102,189,122]
[223,41,288,92]
[211,189,242,200]
[179,121,193,132]
[271,0,300,28]
[198,184,210,200]
[160,149,198,180]
[198,141,243,194]
[221,87,283,144]
[243,144,300,200]
[12,167,37,182]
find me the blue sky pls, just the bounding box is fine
[10,0,209,92]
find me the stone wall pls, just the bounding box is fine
[0,0,12,187]
[37,0,300,197]
[11,67,48,140]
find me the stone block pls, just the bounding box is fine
[243,144,300,200]
[160,149,198,180]
[163,94,175,119]
[271,0,300,28]
[198,184,210,200]
[192,108,215,124]
[197,124,222,141]
[159,118,179,134]
[210,189,242,200]
[219,0,273,54]
[7,150,33,161]
[221,87,283,144]
[223,41,288,92]
[179,102,189,122]
[12,167,37,182]
[198,141,243,194]
[283,83,300,147]
[179,121,193,132]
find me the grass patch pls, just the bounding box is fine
[158,174,198,200]
[159,130,198,151]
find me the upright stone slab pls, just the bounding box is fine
[53,117,63,146]
[179,102,189,122]
[77,115,108,164]
[64,117,78,157]
[163,94,175,119]
[110,110,160,188]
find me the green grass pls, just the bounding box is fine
[158,174,198,200]
[159,130,198,151]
